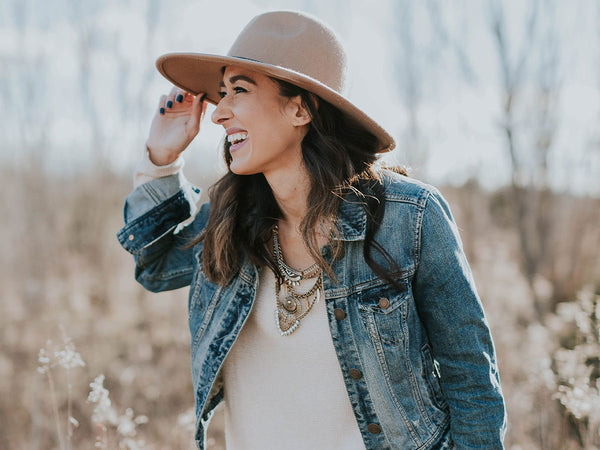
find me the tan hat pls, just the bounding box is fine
[156,10,395,153]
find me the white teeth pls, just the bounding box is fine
[227,132,248,144]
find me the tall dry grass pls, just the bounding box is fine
[1,165,599,449]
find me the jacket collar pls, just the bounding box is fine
[238,190,367,281]
[335,191,367,241]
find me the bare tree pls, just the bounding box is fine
[488,0,556,322]
[389,0,429,175]
[490,0,600,316]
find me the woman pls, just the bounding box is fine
[118,10,507,450]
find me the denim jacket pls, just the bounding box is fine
[117,169,507,449]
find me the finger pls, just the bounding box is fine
[158,94,167,115]
[171,86,192,104]
[167,86,190,108]
[165,90,179,109]
[168,85,182,98]
[175,91,186,103]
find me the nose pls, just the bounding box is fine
[211,96,232,125]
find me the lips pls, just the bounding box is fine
[227,132,248,145]
[225,127,249,151]
[230,136,249,152]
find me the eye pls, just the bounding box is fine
[217,86,247,99]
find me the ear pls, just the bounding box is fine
[287,95,312,127]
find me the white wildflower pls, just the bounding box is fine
[88,374,148,443]
[116,407,149,437]
[117,408,137,437]
[553,290,600,432]
[55,340,85,370]
[88,375,118,426]
[37,336,85,375]
[134,415,148,425]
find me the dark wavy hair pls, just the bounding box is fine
[195,75,405,287]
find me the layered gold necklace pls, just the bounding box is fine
[272,225,323,336]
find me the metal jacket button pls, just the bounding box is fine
[334,308,346,320]
[349,368,362,380]
[367,423,382,434]
[128,234,135,241]
[378,297,390,309]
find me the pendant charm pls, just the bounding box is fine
[283,296,298,312]
[275,308,301,336]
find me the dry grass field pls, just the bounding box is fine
[1,166,599,449]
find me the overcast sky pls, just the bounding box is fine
[1,0,599,194]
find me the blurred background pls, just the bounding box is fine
[1,0,599,448]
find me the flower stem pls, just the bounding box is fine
[46,370,66,449]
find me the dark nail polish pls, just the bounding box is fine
[159,107,165,115]
[167,100,173,108]
[176,94,183,103]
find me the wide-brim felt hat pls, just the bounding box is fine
[156,10,395,153]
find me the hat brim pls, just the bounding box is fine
[156,53,395,153]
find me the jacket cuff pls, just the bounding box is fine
[133,147,185,188]
[117,190,192,253]
[123,173,201,224]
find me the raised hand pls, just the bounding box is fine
[146,87,208,166]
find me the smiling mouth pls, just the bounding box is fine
[229,135,249,152]
[227,132,248,145]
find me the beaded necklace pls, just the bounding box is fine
[272,225,323,336]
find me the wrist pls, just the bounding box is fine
[146,145,179,166]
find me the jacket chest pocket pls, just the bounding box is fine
[358,281,409,346]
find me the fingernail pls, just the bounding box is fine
[176,94,183,103]
[167,100,173,108]
[159,107,165,115]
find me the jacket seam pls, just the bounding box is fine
[413,189,433,272]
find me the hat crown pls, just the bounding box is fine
[227,11,348,94]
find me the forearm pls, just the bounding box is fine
[117,170,204,292]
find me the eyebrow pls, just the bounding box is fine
[219,75,257,88]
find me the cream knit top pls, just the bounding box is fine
[221,268,365,450]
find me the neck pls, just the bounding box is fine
[264,163,311,231]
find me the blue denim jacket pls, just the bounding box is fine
[117,170,507,449]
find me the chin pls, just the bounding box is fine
[229,162,259,176]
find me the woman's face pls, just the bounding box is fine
[211,66,310,176]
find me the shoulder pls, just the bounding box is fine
[376,168,441,209]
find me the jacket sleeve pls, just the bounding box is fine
[116,172,207,293]
[412,188,507,449]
